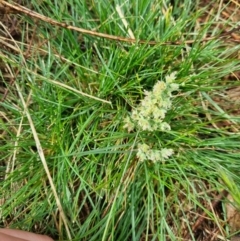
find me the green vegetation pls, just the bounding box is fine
[1,0,240,240]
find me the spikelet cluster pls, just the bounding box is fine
[124,72,179,162]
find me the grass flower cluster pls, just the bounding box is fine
[124,72,178,132]
[136,143,174,163]
[124,73,179,162]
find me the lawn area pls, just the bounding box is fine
[1,0,240,240]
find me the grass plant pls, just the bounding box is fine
[1,0,240,240]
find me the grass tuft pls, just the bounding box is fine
[1,0,240,240]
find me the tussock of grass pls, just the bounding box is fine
[1,0,240,240]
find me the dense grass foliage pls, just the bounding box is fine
[1,0,240,240]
